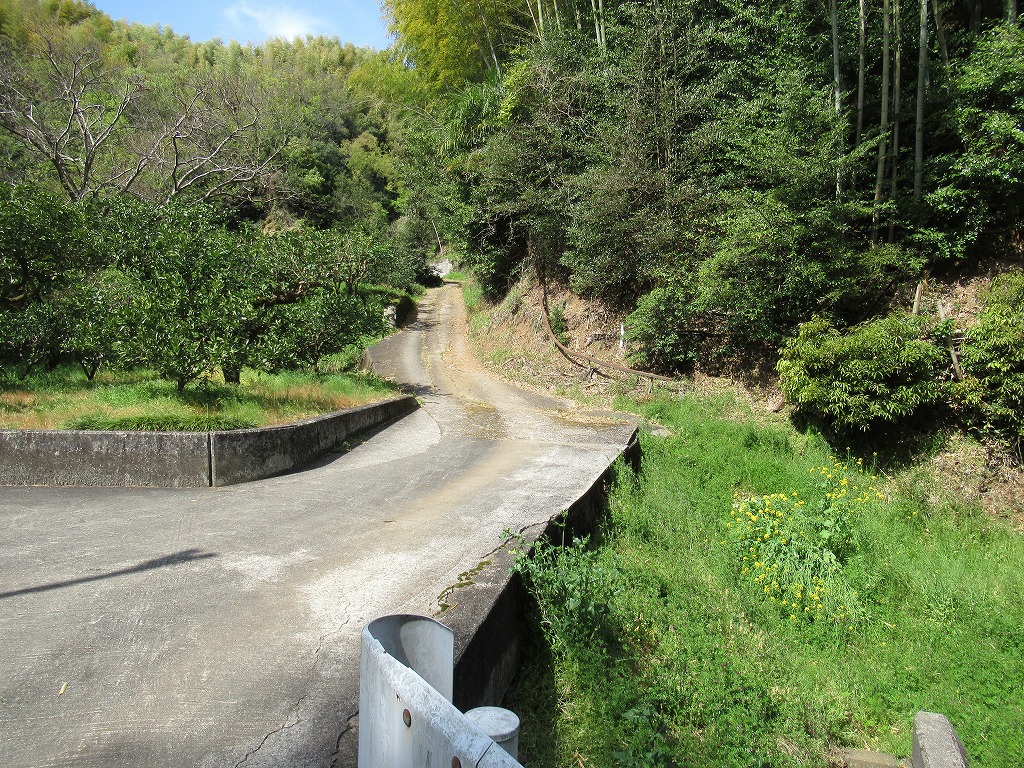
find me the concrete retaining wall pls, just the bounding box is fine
[0,429,212,488]
[0,395,418,488]
[211,396,419,486]
[446,429,641,712]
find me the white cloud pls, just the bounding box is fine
[223,2,324,41]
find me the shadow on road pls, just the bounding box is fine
[0,548,218,599]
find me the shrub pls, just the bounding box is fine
[547,303,568,345]
[778,314,949,431]
[509,533,621,657]
[626,283,702,373]
[959,270,1024,452]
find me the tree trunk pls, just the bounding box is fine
[872,0,892,247]
[223,365,241,385]
[831,0,845,196]
[931,0,950,66]
[597,0,606,48]
[1009,0,1019,23]
[889,0,903,242]
[857,0,867,148]
[915,0,928,199]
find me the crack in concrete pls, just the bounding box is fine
[329,710,360,768]
[233,627,339,768]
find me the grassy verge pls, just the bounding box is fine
[507,393,1024,768]
[0,365,398,430]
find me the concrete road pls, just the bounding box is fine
[0,284,634,767]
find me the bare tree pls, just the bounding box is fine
[148,73,279,203]
[0,33,279,203]
[0,38,142,200]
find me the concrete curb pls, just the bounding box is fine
[0,395,419,488]
[442,429,642,712]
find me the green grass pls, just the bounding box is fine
[0,365,398,430]
[508,393,1024,767]
[462,277,485,313]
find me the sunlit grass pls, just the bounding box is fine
[0,365,398,430]
[510,392,1024,767]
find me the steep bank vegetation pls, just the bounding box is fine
[507,394,1024,767]
[386,4,1024,762]
[384,0,1024,458]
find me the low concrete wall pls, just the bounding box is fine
[0,395,418,488]
[211,395,419,486]
[447,429,641,712]
[0,429,212,488]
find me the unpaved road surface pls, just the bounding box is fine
[0,284,634,767]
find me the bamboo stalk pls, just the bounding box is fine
[872,0,892,247]
[914,0,928,199]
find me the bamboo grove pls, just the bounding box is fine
[384,0,1024,446]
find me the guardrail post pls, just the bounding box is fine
[358,614,524,768]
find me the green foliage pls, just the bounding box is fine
[547,303,568,344]
[461,278,484,313]
[778,314,950,431]
[509,533,621,656]
[0,185,90,310]
[117,202,251,390]
[727,462,886,632]
[512,394,1024,766]
[931,23,1024,248]
[625,283,702,372]
[959,270,1024,452]
[0,185,93,375]
[56,268,138,380]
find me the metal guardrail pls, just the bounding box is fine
[358,615,523,768]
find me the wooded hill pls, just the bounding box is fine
[1,0,1022,454]
[383,0,1024,455]
[0,0,432,389]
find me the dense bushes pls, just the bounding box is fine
[777,314,950,432]
[0,186,414,388]
[960,271,1024,453]
[778,284,1024,455]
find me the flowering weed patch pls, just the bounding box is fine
[727,463,883,630]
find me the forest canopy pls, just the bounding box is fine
[1,0,1022,446]
[0,0,437,387]
[382,0,1023,446]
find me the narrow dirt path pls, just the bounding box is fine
[0,284,635,768]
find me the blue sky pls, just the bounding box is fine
[90,1,392,48]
